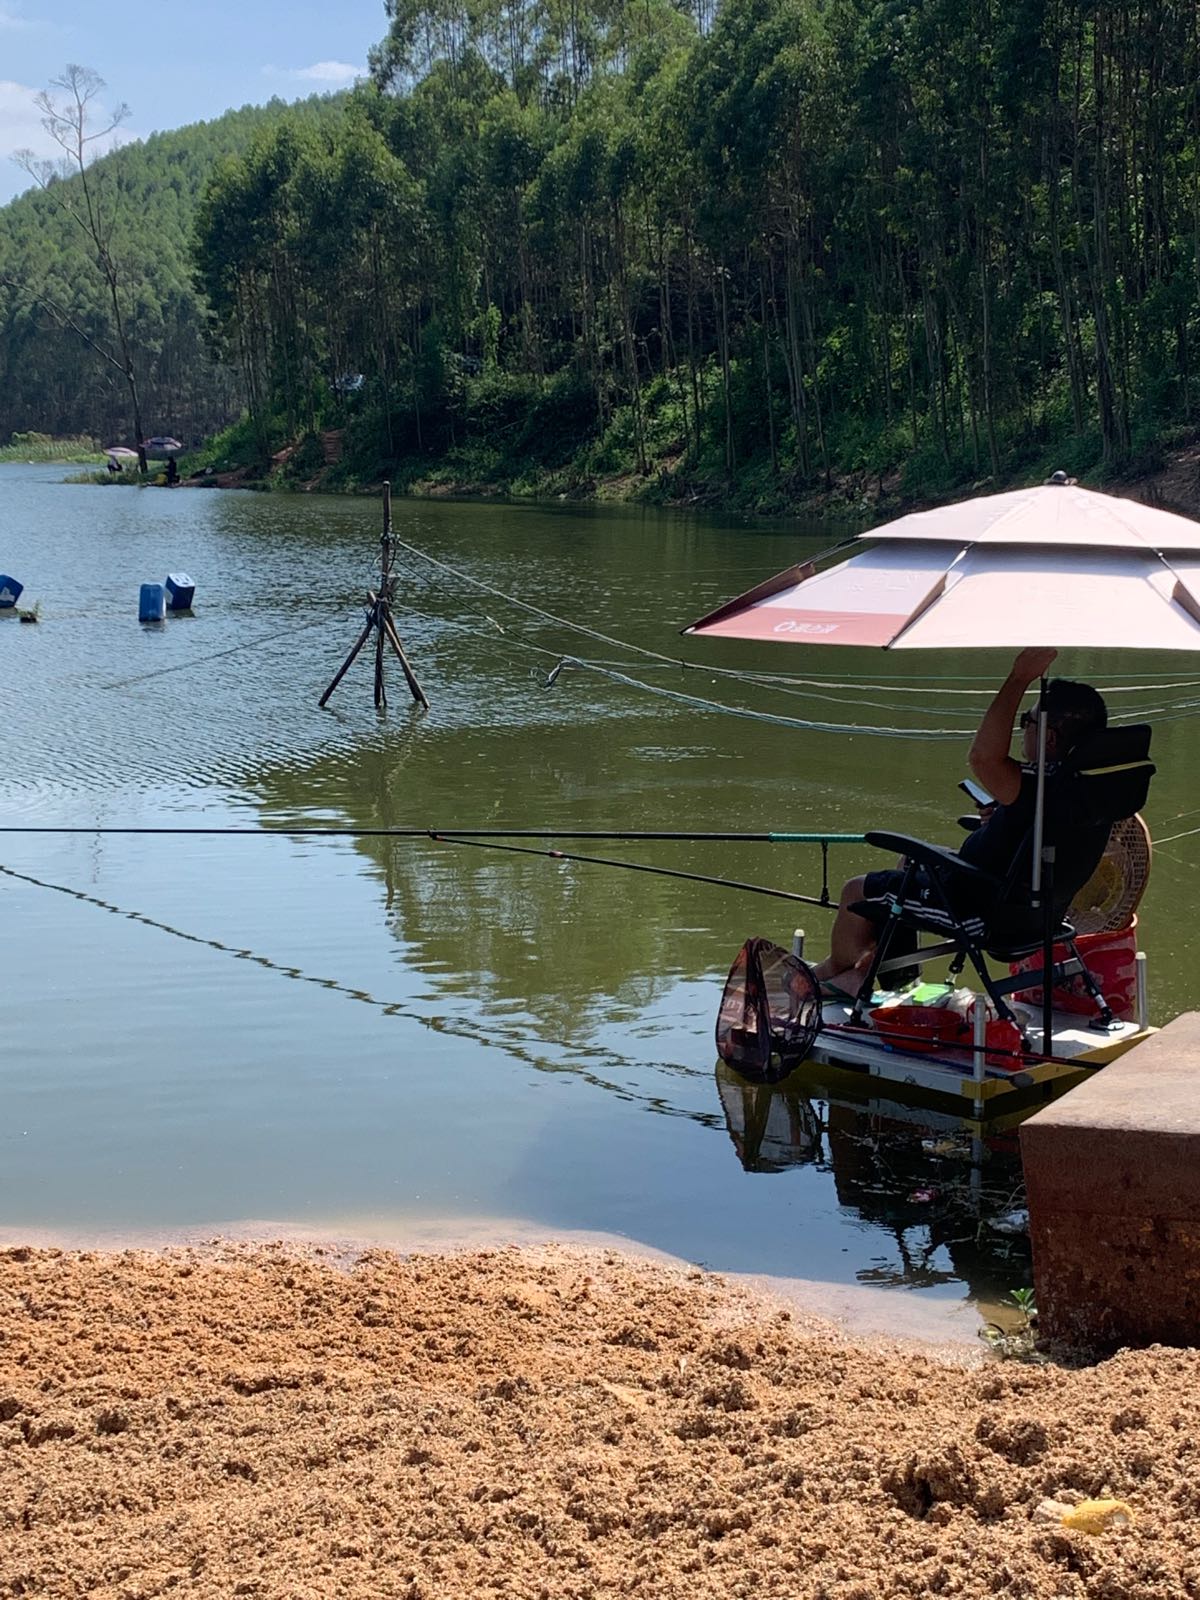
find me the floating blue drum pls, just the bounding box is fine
[139,582,166,622]
[165,572,195,611]
[0,575,23,609]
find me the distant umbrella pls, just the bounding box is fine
[143,436,183,460]
[104,446,139,461]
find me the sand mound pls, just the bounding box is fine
[2,1242,1199,1598]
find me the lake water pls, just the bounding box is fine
[1,463,1195,1326]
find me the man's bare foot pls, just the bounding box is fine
[814,967,865,997]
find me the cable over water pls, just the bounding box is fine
[388,530,1200,736]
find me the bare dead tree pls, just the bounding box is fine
[13,65,148,472]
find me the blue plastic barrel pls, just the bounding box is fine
[139,583,166,622]
[165,572,195,611]
[0,575,23,608]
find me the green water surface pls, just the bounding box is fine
[1,464,1195,1313]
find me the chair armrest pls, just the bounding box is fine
[863,830,1004,890]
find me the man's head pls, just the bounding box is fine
[1021,677,1107,761]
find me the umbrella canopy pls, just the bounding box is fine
[104,446,139,461]
[143,436,183,460]
[686,484,1200,651]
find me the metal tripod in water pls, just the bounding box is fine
[319,482,429,712]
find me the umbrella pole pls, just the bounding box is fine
[1031,677,1055,1053]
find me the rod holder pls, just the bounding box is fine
[972,997,988,1118]
[1135,950,1149,1031]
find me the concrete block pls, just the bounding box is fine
[1020,1013,1200,1349]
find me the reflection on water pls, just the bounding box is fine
[0,463,1194,1312]
[716,1065,1031,1302]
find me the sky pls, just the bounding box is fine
[0,0,390,205]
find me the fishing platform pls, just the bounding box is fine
[808,985,1149,1112]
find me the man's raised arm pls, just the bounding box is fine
[968,648,1058,804]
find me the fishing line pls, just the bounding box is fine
[99,610,339,691]
[0,825,846,904]
[530,649,982,720]
[1149,822,1200,846]
[544,657,971,737]
[0,825,866,844]
[434,620,981,724]
[543,659,1200,696]
[0,864,716,1113]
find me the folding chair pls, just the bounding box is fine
[846,724,1155,1038]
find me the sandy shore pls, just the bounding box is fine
[2,1241,1198,1599]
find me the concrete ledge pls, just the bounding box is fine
[1020,1012,1200,1349]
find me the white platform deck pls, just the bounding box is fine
[810,995,1149,1107]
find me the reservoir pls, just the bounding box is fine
[1,462,1193,1322]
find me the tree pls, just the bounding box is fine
[12,65,149,470]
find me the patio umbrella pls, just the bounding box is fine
[104,446,139,462]
[685,478,1199,1045]
[686,483,1200,651]
[143,436,183,460]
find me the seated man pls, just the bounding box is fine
[812,647,1110,995]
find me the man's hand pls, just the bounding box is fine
[970,650,1056,804]
[1011,647,1057,684]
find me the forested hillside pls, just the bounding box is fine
[189,0,1200,505]
[0,95,345,446]
[6,1,1199,505]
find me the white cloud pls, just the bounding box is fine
[0,80,137,205]
[0,78,52,158]
[263,60,362,86]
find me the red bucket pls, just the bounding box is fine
[870,1005,1025,1069]
[869,1004,963,1053]
[1009,918,1139,1021]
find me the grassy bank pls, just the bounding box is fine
[0,431,104,465]
[177,372,1200,521]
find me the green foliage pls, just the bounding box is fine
[0,430,101,462]
[980,1288,1044,1363]
[0,93,347,444]
[179,411,283,476]
[9,0,1200,508]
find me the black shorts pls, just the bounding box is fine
[860,866,992,937]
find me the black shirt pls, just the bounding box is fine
[958,764,1110,913]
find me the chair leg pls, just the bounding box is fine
[1062,939,1116,1029]
[849,908,900,1024]
[960,942,1022,1028]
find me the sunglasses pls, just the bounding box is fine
[1019,707,1060,730]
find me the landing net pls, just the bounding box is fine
[716,938,822,1084]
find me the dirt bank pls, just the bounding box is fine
[3,1241,1198,1599]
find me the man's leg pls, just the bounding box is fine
[811,875,878,991]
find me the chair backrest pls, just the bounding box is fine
[1065,723,1155,824]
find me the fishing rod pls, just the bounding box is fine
[0,825,861,903]
[424,833,839,906]
[0,826,865,843]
